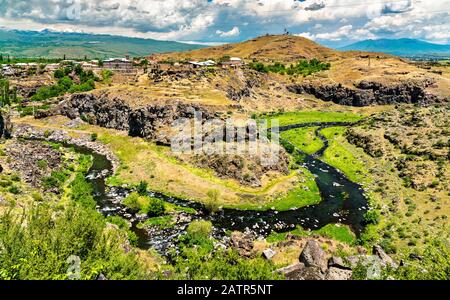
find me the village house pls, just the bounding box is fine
[44,63,60,72]
[189,60,216,67]
[103,57,133,71]
[1,65,14,76]
[221,57,244,68]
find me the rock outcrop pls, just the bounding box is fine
[299,240,328,273]
[230,231,255,258]
[279,239,353,280]
[5,140,63,190]
[287,79,440,106]
[36,93,214,146]
[0,110,12,139]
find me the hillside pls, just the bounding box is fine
[340,39,450,58]
[0,29,204,58]
[157,34,337,63]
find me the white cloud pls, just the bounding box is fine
[297,25,353,41]
[216,26,240,37]
[0,0,448,44]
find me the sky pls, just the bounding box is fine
[0,0,449,47]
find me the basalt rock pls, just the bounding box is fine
[230,231,255,258]
[287,79,440,107]
[0,110,12,139]
[299,240,328,273]
[38,93,213,145]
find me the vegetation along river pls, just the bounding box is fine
[76,122,369,251]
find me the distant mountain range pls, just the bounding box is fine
[0,29,205,58]
[339,38,450,58]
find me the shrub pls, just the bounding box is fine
[69,173,96,209]
[364,210,380,225]
[90,133,98,142]
[170,245,281,280]
[31,192,44,202]
[145,198,166,217]
[10,174,20,182]
[54,69,64,79]
[0,203,149,280]
[106,215,138,246]
[205,189,220,214]
[136,181,148,196]
[187,220,213,242]
[37,160,48,170]
[42,171,68,191]
[122,192,141,212]
[8,185,21,195]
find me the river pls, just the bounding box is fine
[78,122,368,251]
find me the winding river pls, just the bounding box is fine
[79,122,368,250]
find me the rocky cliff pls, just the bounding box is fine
[36,93,213,145]
[287,79,441,106]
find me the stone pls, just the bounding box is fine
[97,273,108,280]
[373,245,398,269]
[262,249,276,260]
[325,267,352,280]
[299,240,328,273]
[287,78,439,107]
[230,231,255,258]
[286,266,324,280]
[328,256,348,269]
[277,263,305,276]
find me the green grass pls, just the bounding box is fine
[269,175,321,210]
[144,215,174,229]
[320,127,368,183]
[266,224,356,245]
[280,127,324,155]
[263,111,363,127]
[315,224,356,244]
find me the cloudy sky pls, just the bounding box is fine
[0,0,449,47]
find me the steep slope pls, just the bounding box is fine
[157,34,337,63]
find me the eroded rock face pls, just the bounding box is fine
[37,93,213,145]
[129,102,212,145]
[287,79,440,107]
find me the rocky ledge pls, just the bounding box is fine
[5,140,63,190]
[12,124,120,173]
[36,93,214,145]
[287,79,442,106]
